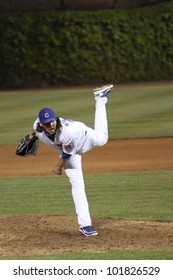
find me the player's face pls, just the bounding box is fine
[42,120,57,134]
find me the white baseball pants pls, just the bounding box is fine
[64,97,108,227]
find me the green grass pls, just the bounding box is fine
[0,172,173,260]
[0,84,173,144]
[109,84,173,139]
[0,172,173,220]
[1,249,173,260]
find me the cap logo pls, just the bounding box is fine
[44,112,49,118]
[63,144,73,153]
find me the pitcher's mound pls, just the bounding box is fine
[0,215,173,257]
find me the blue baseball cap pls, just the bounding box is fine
[39,108,57,124]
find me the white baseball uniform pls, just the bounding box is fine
[33,96,108,228]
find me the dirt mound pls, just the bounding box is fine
[0,215,173,257]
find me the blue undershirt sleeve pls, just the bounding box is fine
[62,152,71,159]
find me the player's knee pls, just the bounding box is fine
[101,136,108,146]
[96,133,108,146]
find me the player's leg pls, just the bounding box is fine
[64,154,98,236]
[81,85,114,152]
[93,95,109,146]
[93,84,114,146]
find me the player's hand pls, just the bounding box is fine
[53,164,62,175]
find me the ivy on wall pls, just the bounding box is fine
[0,1,172,88]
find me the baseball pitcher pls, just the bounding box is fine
[16,84,114,236]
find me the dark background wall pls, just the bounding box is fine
[0,1,173,89]
[0,0,169,13]
[0,1,172,89]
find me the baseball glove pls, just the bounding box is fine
[15,135,39,157]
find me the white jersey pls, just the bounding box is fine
[33,117,87,155]
[32,93,110,228]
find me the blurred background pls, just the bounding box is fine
[0,0,172,89]
[0,1,169,12]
